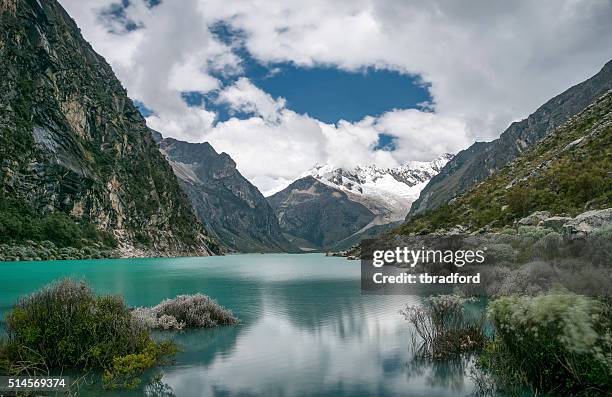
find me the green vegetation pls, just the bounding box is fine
[480,292,612,396]
[0,279,175,390]
[0,279,241,390]
[0,195,117,251]
[397,92,611,235]
[403,292,612,396]
[102,340,177,390]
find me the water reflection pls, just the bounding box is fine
[0,254,476,397]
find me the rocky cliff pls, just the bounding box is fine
[409,60,612,217]
[155,134,295,252]
[398,89,612,235]
[0,0,218,256]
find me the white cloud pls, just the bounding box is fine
[58,0,612,192]
[202,78,467,188]
[374,109,470,162]
[216,77,286,122]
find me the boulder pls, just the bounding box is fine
[542,216,573,232]
[563,208,612,237]
[518,211,551,226]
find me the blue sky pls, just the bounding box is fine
[61,0,612,193]
[132,20,432,160]
[179,64,431,125]
[137,21,432,135]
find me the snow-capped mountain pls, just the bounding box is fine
[267,154,453,251]
[303,153,453,222]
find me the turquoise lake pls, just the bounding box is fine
[0,254,476,396]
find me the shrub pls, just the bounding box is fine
[484,243,518,264]
[532,231,564,260]
[481,292,612,396]
[499,228,517,235]
[132,294,239,330]
[102,340,177,390]
[517,225,551,239]
[583,226,612,266]
[1,279,175,389]
[506,188,531,218]
[400,295,487,359]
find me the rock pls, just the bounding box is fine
[1,0,217,257]
[542,216,573,232]
[563,208,612,237]
[268,176,376,249]
[518,211,551,226]
[408,60,612,217]
[448,224,468,235]
[158,138,295,253]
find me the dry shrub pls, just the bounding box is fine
[132,294,239,331]
[400,295,486,360]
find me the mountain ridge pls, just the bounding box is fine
[268,155,452,250]
[0,0,218,257]
[409,59,612,217]
[153,131,296,253]
[398,88,612,235]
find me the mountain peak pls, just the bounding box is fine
[292,154,454,221]
[267,154,452,250]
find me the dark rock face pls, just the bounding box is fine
[268,176,376,250]
[0,0,218,256]
[409,60,612,217]
[158,137,296,252]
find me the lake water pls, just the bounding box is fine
[0,254,476,397]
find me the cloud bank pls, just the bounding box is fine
[59,0,612,193]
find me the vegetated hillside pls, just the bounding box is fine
[0,0,218,256]
[155,134,296,253]
[409,59,612,217]
[397,90,611,235]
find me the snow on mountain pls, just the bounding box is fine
[303,153,453,223]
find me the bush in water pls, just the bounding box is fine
[0,279,175,389]
[400,294,487,359]
[480,291,612,396]
[132,294,239,330]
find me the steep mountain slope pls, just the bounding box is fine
[409,60,612,217]
[268,155,451,250]
[0,0,218,256]
[154,134,296,252]
[398,89,612,235]
[307,154,452,222]
[268,176,376,249]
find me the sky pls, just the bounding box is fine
[59,0,612,195]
